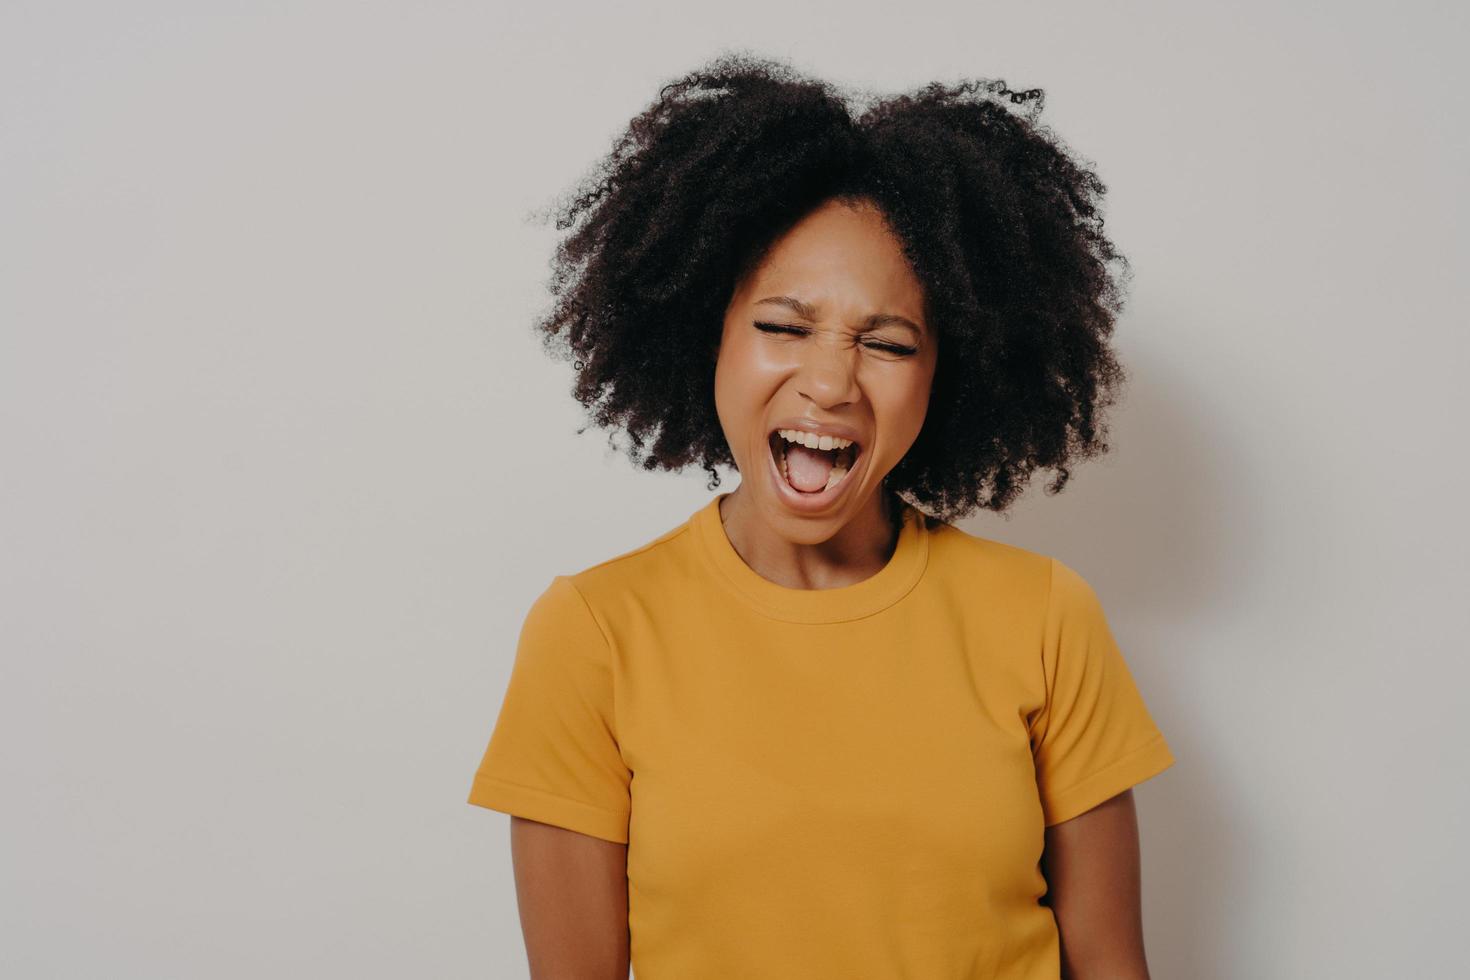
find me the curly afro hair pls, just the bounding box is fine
[528,51,1132,524]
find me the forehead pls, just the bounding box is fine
[734,201,927,326]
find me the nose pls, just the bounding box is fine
[794,332,860,409]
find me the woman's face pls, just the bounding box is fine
[713,197,938,539]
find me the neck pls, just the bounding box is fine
[717,483,905,591]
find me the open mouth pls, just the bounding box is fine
[768,429,861,496]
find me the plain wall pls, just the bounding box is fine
[3,1,1465,976]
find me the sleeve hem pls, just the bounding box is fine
[1040,732,1176,828]
[467,772,630,844]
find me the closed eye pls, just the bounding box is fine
[754,321,806,336]
[753,321,918,357]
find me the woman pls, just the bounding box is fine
[468,53,1175,979]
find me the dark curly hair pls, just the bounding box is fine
[527,51,1131,524]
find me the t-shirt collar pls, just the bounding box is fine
[691,491,930,624]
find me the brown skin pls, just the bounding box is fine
[713,197,938,586]
[1042,789,1155,980]
[509,816,629,979]
[508,196,1153,978]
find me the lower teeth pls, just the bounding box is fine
[778,441,853,494]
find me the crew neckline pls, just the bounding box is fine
[691,491,931,624]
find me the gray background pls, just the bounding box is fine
[3,1,1465,977]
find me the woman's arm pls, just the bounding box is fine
[1039,788,1155,980]
[509,816,630,979]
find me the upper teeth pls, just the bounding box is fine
[777,429,854,452]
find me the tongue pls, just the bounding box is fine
[785,442,835,493]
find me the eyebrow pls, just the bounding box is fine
[754,295,925,336]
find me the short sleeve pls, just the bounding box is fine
[466,575,632,843]
[1029,558,1176,827]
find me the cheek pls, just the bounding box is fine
[713,352,746,421]
[874,372,936,454]
[712,345,772,456]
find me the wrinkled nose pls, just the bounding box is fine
[794,340,859,409]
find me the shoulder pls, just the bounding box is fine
[924,517,1057,606]
[923,518,1106,609]
[552,510,704,615]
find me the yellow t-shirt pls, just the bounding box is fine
[468,492,1175,978]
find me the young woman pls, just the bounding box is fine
[468,53,1175,980]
